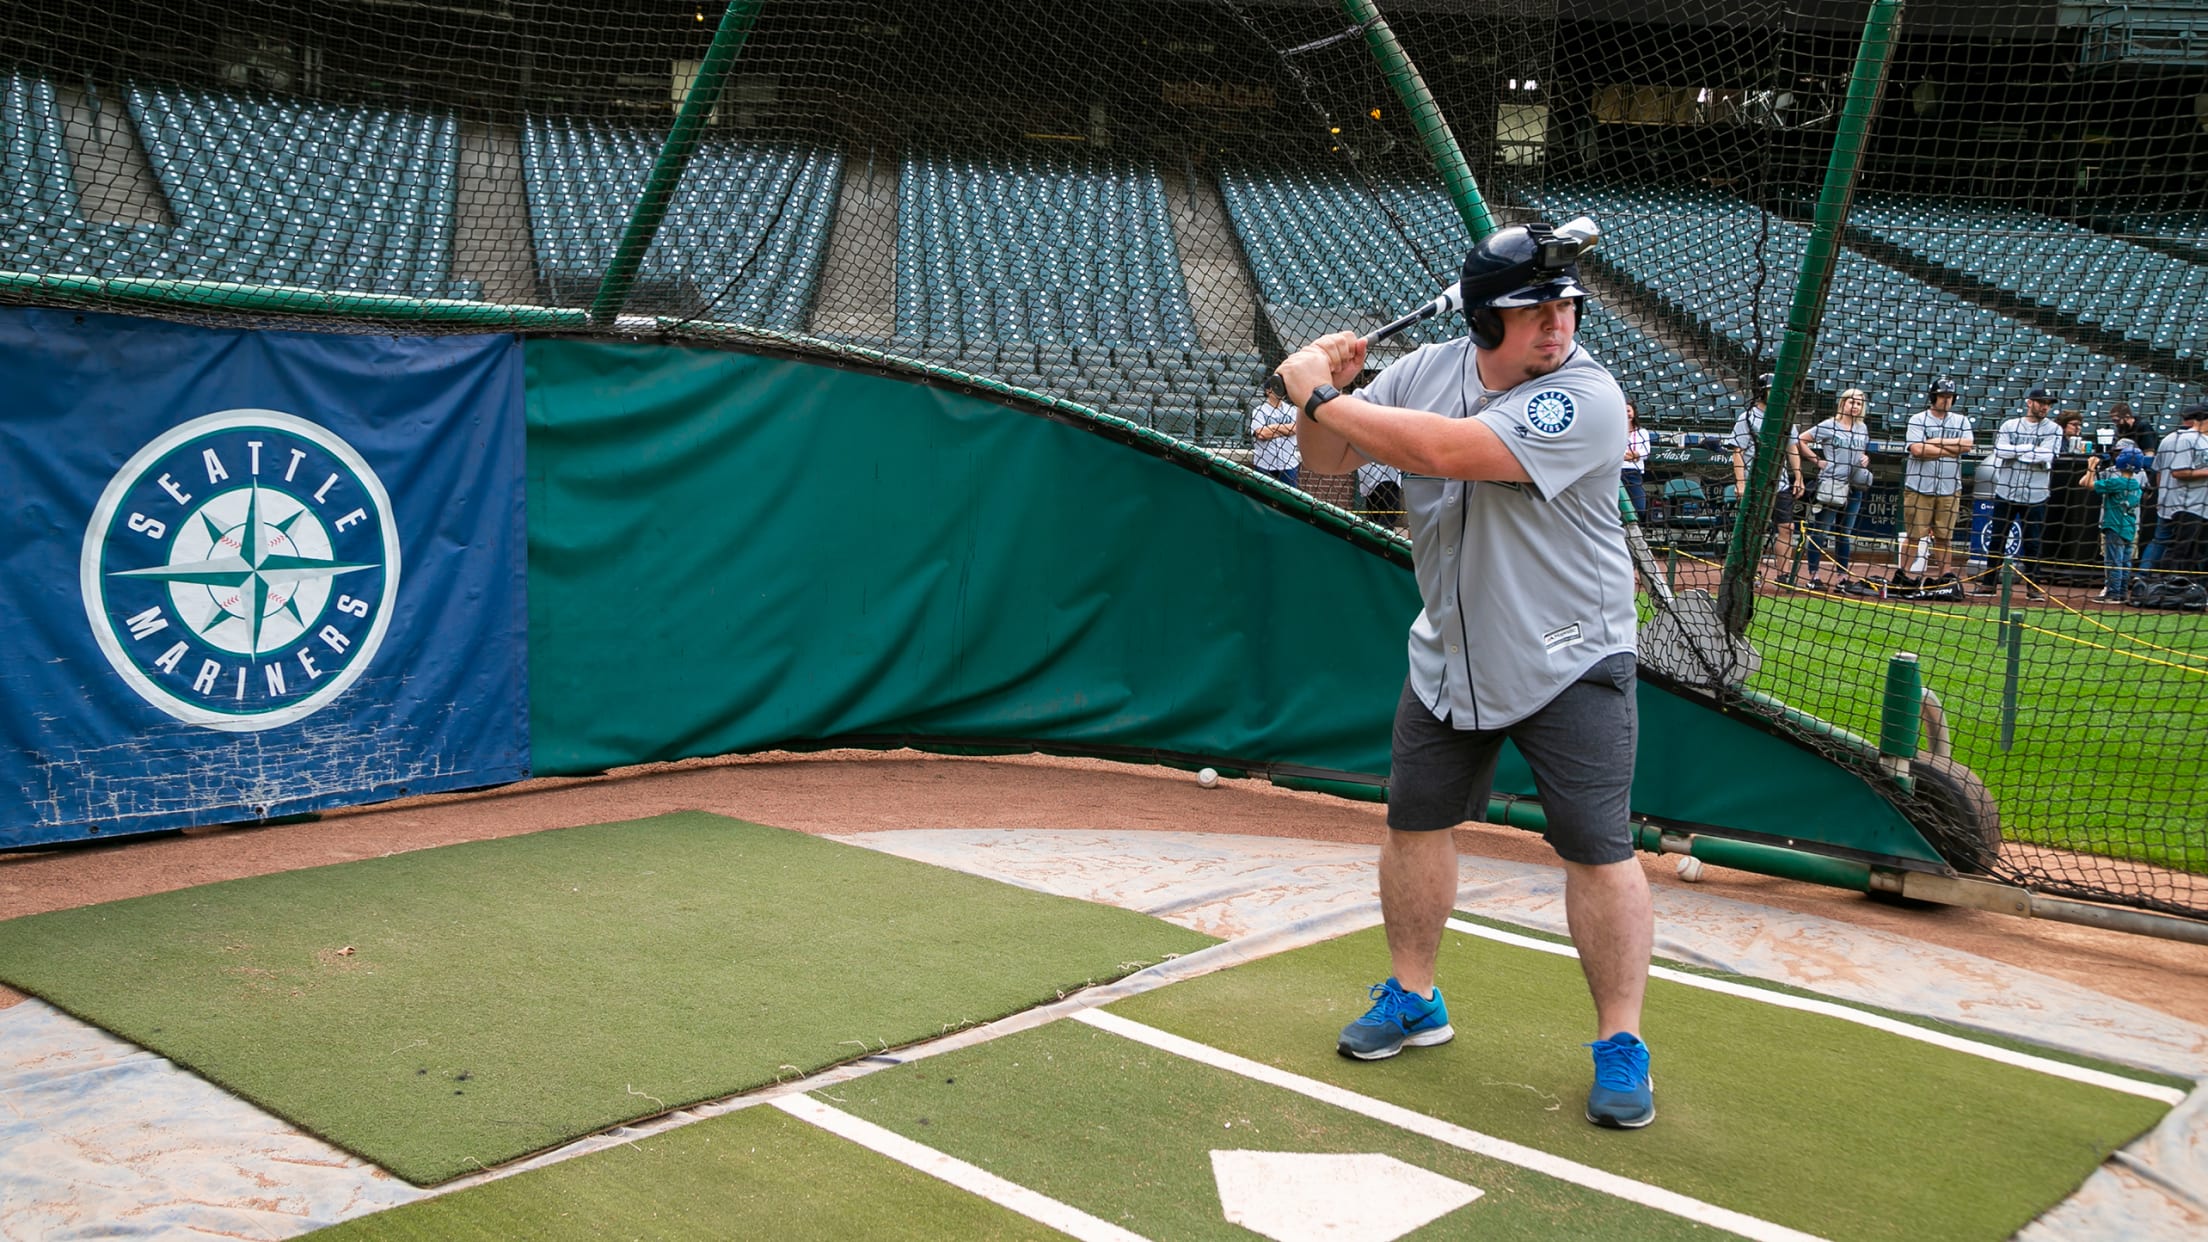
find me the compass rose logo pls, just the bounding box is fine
[80,409,400,731]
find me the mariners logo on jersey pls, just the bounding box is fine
[1524,390,1577,437]
[79,409,401,732]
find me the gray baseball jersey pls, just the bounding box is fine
[2160,429,2208,517]
[1804,417,1869,506]
[1903,408,1973,495]
[1994,415,2062,503]
[1729,404,1795,489]
[1361,338,1635,729]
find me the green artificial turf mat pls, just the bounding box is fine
[832,1020,1713,1240]
[305,1102,1059,1241]
[1106,926,2171,1242]
[0,812,1214,1185]
[1447,910,2200,1095]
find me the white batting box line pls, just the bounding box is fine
[1443,917,2188,1107]
[771,1095,1150,1242]
[1072,1008,1822,1242]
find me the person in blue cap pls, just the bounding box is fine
[2082,448,2146,601]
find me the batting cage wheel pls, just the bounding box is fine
[1907,754,2003,877]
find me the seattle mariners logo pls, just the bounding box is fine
[80,409,400,731]
[1524,389,1577,437]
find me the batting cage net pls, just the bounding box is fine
[2,0,2203,920]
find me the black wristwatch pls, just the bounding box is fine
[1304,382,1342,421]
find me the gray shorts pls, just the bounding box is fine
[1386,652,1638,865]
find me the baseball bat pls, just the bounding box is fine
[1361,282,1463,346]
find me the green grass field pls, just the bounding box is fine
[1732,592,2208,873]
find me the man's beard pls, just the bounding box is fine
[1516,350,1567,384]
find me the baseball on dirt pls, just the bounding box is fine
[1675,855,1705,883]
[1197,767,1219,789]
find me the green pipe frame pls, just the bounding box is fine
[1879,653,1922,759]
[1635,824,1875,891]
[1718,0,1905,634]
[0,270,588,329]
[1339,0,1497,242]
[588,0,765,324]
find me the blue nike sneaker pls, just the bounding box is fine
[1585,1032,1655,1128]
[1336,978,1453,1060]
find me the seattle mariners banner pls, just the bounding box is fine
[0,307,527,848]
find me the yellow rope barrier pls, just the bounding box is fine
[1646,545,2208,678]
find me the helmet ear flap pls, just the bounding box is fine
[1468,297,1580,352]
[1469,306,1504,351]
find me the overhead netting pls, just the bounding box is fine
[1,0,2202,918]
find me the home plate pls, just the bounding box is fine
[1210,1150,1482,1241]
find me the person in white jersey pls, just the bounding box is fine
[1729,373,1805,584]
[1797,388,1875,594]
[1898,376,1974,589]
[1274,219,1654,1130]
[1249,372,1302,487]
[2157,405,2208,574]
[1621,398,1651,520]
[1977,384,2064,600]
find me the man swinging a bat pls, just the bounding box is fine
[1273,218,1655,1130]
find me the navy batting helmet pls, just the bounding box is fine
[1460,220,1594,350]
[1753,372,1774,399]
[1928,376,1957,401]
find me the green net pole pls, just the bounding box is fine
[2001,609,2023,752]
[587,0,764,325]
[1718,0,1905,635]
[1339,0,1497,242]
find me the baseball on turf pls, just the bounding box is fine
[1675,855,1705,882]
[1197,767,1219,788]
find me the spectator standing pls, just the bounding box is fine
[1798,389,1875,593]
[1250,372,1302,488]
[2139,406,2201,575]
[2055,410,2098,556]
[1730,372,1805,583]
[1621,399,1651,520]
[2159,405,2208,573]
[1978,384,2062,600]
[2111,402,2159,454]
[2082,448,2145,601]
[1901,376,1974,582]
[1357,458,1404,530]
[2058,411,2087,453]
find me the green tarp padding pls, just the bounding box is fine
[523,340,1937,862]
[525,341,1412,776]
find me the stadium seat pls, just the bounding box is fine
[3,71,79,229]
[118,81,459,297]
[1658,477,1721,531]
[1851,194,2208,386]
[893,148,1198,349]
[522,117,841,327]
[1221,164,1740,431]
[1519,179,2202,426]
